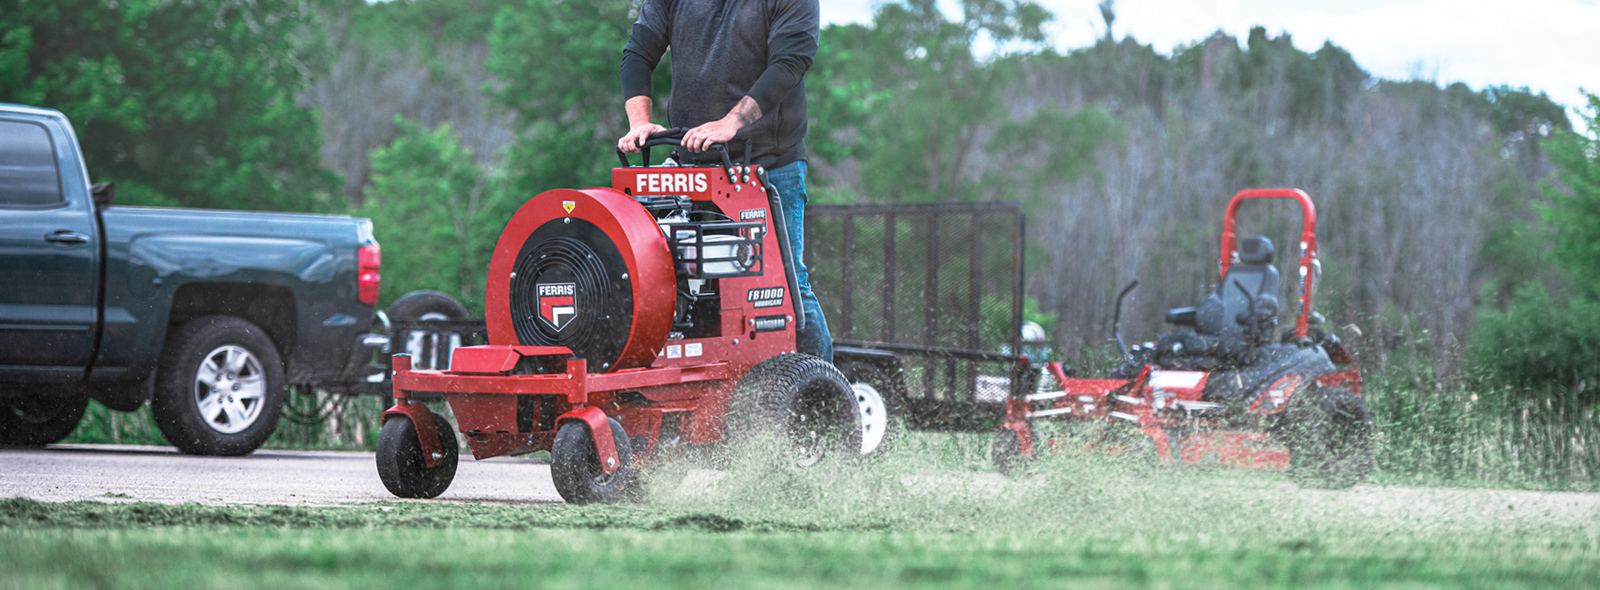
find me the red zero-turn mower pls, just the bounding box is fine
[377,129,862,503]
[995,189,1376,488]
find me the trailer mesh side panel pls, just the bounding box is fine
[805,202,1025,429]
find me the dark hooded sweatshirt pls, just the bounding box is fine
[621,0,819,169]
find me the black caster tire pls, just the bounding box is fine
[0,394,88,446]
[376,412,460,498]
[151,316,286,456]
[1285,386,1375,489]
[551,417,635,505]
[727,353,863,468]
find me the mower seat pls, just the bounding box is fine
[1155,236,1280,368]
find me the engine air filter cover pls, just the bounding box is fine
[486,188,674,372]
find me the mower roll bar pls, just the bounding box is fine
[1219,188,1318,340]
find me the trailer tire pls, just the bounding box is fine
[727,354,863,468]
[151,316,286,456]
[376,412,459,498]
[0,394,88,446]
[551,417,634,505]
[835,361,902,456]
[386,290,468,322]
[1285,386,1374,489]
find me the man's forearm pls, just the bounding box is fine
[727,96,763,127]
[626,96,655,128]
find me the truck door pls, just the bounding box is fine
[0,116,99,374]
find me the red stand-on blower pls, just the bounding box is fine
[376,130,862,503]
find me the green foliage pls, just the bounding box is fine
[1468,282,1600,389]
[0,0,340,211]
[362,117,513,313]
[486,0,657,196]
[1539,92,1600,296]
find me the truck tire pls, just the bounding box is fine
[727,354,863,468]
[835,361,902,456]
[550,417,635,505]
[376,412,459,498]
[0,394,88,446]
[1284,386,1375,489]
[386,290,468,322]
[151,316,287,456]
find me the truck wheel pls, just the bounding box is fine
[727,354,863,468]
[376,412,459,498]
[551,417,634,505]
[836,361,901,456]
[0,394,88,446]
[151,316,286,456]
[1284,386,1375,489]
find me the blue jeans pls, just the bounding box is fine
[764,160,833,363]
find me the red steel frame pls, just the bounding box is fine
[383,162,800,473]
[1002,188,1359,470]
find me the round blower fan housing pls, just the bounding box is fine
[485,188,674,372]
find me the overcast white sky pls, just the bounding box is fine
[820,0,1599,123]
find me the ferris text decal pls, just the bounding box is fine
[747,286,786,308]
[753,315,788,333]
[635,172,708,194]
[739,208,766,221]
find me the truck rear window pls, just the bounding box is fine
[0,120,63,207]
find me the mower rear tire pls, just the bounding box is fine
[551,417,634,505]
[376,412,460,499]
[1284,386,1375,489]
[727,354,863,468]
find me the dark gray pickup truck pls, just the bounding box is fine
[0,103,383,455]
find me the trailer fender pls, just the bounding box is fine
[556,406,621,475]
[381,400,445,469]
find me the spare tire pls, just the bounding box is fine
[386,290,468,322]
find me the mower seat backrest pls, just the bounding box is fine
[1195,236,1279,339]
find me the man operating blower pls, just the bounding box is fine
[617,0,833,363]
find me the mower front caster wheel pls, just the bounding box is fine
[551,417,635,505]
[376,412,459,498]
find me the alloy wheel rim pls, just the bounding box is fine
[193,345,266,434]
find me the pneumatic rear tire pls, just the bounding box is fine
[152,316,286,456]
[1285,386,1375,489]
[727,354,863,468]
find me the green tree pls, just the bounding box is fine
[1539,92,1600,296]
[363,117,513,313]
[0,0,338,211]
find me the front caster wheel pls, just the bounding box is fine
[551,417,634,505]
[376,412,459,498]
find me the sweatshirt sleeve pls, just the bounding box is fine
[745,0,819,114]
[621,0,672,100]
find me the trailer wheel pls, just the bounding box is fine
[991,427,1027,477]
[1284,386,1374,489]
[151,316,286,456]
[836,361,900,456]
[551,417,634,505]
[0,394,88,446]
[376,412,459,498]
[728,354,863,468]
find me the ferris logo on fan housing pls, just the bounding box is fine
[739,209,766,221]
[537,283,576,331]
[635,172,709,194]
[747,286,785,308]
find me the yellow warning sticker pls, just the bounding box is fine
[562,200,575,214]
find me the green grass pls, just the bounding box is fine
[4,447,1599,589]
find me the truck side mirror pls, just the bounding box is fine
[91,182,116,207]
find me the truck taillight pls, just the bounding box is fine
[358,243,381,306]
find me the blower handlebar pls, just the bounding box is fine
[615,127,751,177]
